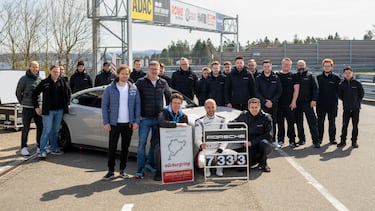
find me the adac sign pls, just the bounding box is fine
[132,0,154,21]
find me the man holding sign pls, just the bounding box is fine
[154,93,188,181]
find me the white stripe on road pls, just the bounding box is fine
[121,203,134,211]
[276,148,349,211]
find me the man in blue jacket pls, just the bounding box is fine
[101,64,141,180]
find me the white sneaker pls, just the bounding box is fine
[36,147,40,154]
[216,168,224,177]
[21,147,30,156]
[273,141,281,149]
[46,147,51,154]
[205,168,211,177]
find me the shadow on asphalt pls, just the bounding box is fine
[37,148,264,201]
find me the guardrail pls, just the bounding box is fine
[363,82,375,100]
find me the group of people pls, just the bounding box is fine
[16,56,364,181]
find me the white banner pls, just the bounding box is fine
[160,126,194,184]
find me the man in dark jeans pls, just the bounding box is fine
[337,66,364,148]
[101,64,141,180]
[16,61,43,156]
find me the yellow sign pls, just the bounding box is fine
[132,0,154,21]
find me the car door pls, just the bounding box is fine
[65,90,107,148]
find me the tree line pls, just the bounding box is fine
[0,0,90,72]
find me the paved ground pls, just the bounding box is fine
[1,101,375,210]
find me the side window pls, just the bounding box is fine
[71,90,103,108]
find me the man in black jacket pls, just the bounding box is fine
[158,63,171,86]
[232,98,273,172]
[32,65,71,158]
[207,61,226,106]
[69,61,92,93]
[225,56,255,110]
[94,62,116,86]
[195,66,210,106]
[295,60,321,148]
[16,61,43,156]
[337,66,364,148]
[254,60,282,146]
[135,61,171,179]
[153,93,188,181]
[171,57,198,100]
[130,59,146,82]
[317,58,341,145]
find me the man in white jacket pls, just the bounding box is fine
[195,99,226,177]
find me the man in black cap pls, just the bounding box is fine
[95,62,117,86]
[69,61,93,93]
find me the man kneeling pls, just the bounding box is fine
[231,98,273,172]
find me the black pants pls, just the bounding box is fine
[296,102,320,144]
[317,106,337,142]
[107,123,133,172]
[277,105,296,143]
[340,110,360,144]
[263,105,277,142]
[237,139,272,167]
[21,107,43,148]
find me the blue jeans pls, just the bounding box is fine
[40,109,64,154]
[137,118,158,168]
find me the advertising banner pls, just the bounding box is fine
[153,0,170,24]
[132,0,154,21]
[170,0,219,31]
[160,126,194,184]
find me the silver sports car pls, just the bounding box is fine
[58,86,241,153]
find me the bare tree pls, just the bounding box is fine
[49,0,91,76]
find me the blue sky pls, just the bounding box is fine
[125,0,374,50]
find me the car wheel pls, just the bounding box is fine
[59,121,71,151]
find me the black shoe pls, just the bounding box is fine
[297,140,306,145]
[258,165,271,172]
[330,140,337,145]
[352,143,359,148]
[314,143,321,148]
[102,171,114,181]
[337,142,346,147]
[290,142,299,148]
[154,171,162,181]
[120,170,129,179]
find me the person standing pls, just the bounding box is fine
[158,63,171,86]
[101,64,141,180]
[248,59,260,78]
[32,65,71,158]
[130,59,146,82]
[223,61,232,76]
[231,98,273,172]
[225,56,255,111]
[171,57,198,100]
[135,61,171,179]
[59,65,69,83]
[207,61,226,106]
[95,62,117,86]
[195,66,211,106]
[295,60,321,148]
[154,93,188,181]
[16,61,43,156]
[276,58,300,148]
[195,99,226,177]
[254,60,282,146]
[316,58,341,145]
[337,66,364,148]
[69,61,92,93]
